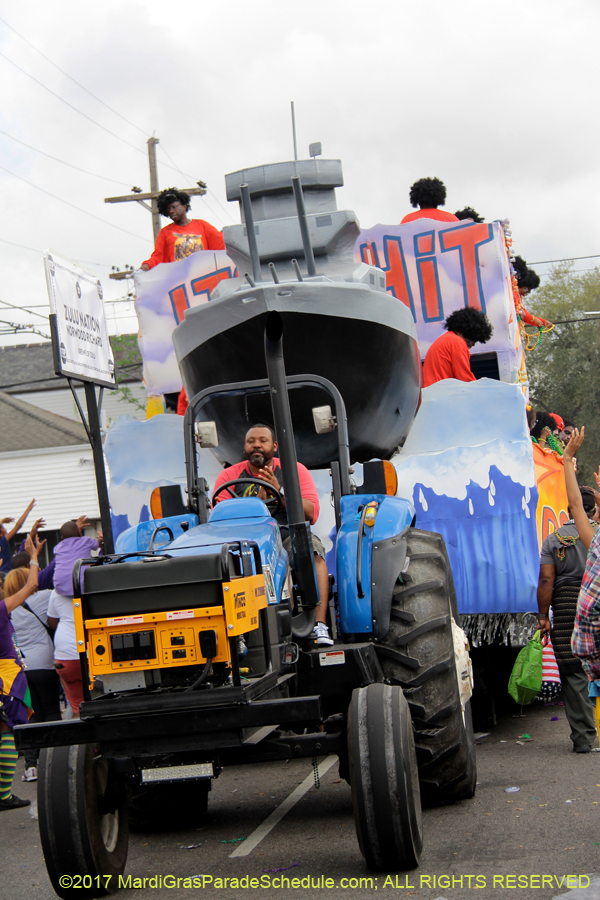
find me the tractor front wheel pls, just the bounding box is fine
[348,682,422,871]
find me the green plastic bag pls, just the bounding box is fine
[508,630,543,704]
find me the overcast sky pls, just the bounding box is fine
[1,0,598,344]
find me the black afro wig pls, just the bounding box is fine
[445,307,493,344]
[513,255,540,291]
[530,411,556,439]
[157,187,191,217]
[409,177,447,209]
[454,207,484,223]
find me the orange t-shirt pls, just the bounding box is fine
[142,219,225,269]
[422,330,476,388]
[400,209,459,225]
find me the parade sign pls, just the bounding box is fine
[134,250,236,396]
[45,251,115,388]
[355,219,527,386]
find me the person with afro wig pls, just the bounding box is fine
[141,188,224,270]
[401,177,459,225]
[422,307,493,388]
[511,255,552,330]
[454,207,484,223]
[513,255,541,296]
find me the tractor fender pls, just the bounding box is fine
[337,495,415,638]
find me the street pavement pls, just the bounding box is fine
[2,701,599,900]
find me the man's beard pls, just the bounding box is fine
[246,450,269,468]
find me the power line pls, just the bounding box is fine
[0,237,129,271]
[0,51,150,160]
[157,144,224,226]
[0,162,148,241]
[0,298,49,322]
[0,318,49,339]
[0,14,150,139]
[158,144,234,225]
[538,267,600,278]
[0,127,133,187]
[0,47,189,183]
[551,316,600,325]
[0,236,43,255]
[529,254,600,265]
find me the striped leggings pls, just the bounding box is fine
[0,731,18,800]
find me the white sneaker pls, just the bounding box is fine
[312,622,334,647]
[22,767,37,782]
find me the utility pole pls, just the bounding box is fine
[147,137,161,243]
[105,136,208,280]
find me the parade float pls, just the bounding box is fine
[109,153,565,650]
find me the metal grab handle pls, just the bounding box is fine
[220,541,263,582]
[356,505,369,599]
[148,525,174,551]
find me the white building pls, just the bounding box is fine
[0,336,150,563]
[0,338,147,427]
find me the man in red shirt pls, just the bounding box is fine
[401,177,459,225]
[140,188,224,270]
[422,308,493,388]
[213,425,333,647]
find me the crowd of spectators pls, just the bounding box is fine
[0,505,101,810]
[530,412,600,752]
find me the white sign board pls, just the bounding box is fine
[44,251,116,388]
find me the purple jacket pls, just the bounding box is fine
[53,536,99,596]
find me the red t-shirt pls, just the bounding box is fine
[142,219,225,269]
[422,330,476,388]
[400,209,459,225]
[213,457,320,525]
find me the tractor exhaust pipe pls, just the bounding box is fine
[264,311,319,638]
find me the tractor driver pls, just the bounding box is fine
[212,425,333,648]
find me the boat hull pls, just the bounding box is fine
[173,282,421,469]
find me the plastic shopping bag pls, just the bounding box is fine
[508,630,543,705]
[540,633,561,701]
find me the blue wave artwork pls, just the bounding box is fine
[393,378,539,615]
[104,414,223,544]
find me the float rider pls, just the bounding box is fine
[421,307,493,388]
[140,188,224,271]
[212,425,333,648]
[140,187,226,414]
[401,177,459,224]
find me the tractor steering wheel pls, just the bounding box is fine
[212,478,283,516]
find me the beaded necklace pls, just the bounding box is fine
[555,520,598,559]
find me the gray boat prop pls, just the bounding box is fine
[172,158,420,469]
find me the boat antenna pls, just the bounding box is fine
[268,262,280,283]
[291,259,303,281]
[291,101,298,161]
[291,175,317,277]
[240,183,262,283]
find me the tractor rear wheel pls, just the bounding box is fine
[377,528,477,807]
[38,744,129,898]
[348,683,422,871]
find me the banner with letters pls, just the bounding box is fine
[134,250,237,396]
[354,219,528,388]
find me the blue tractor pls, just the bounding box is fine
[15,160,476,896]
